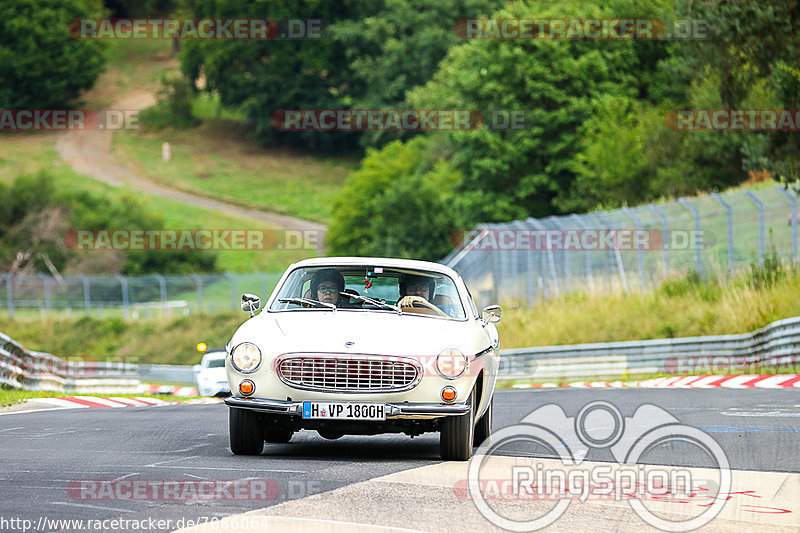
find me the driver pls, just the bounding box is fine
[310,268,345,306]
[397,273,446,315]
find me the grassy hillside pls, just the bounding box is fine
[0,134,310,272]
[114,119,357,224]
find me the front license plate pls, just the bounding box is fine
[302,402,386,421]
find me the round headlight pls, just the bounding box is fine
[436,348,468,379]
[231,342,262,373]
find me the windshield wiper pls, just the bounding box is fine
[340,292,401,314]
[278,297,336,310]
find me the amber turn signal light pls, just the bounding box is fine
[239,380,255,396]
[441,386,457,402]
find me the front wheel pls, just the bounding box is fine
[440,387,475,461]
[229,408,264,455]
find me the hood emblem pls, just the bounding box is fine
[345,341,355,348]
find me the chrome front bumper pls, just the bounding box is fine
[225,396,470,417]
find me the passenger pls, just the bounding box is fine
[310,268,345,306]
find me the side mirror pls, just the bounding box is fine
[241,293,261,317]
[192,364,201,374]
[482,304,502,324]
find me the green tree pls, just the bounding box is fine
[180,0,366,150]
[327,136,463,260]
[408,0,674,222]
[0,0,107,108]
[670,0,800,184]
[331,0,502,147]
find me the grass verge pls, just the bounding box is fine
[498,260,800,348]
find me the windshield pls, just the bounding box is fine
[269,265,466,319]
[204,357,226,369]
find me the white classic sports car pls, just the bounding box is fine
[224,257,501,460]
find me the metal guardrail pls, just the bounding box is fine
[0,332,141,394]
[498,315,800,382]
[138,364,197,385]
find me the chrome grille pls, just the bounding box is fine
[277,356,421,392]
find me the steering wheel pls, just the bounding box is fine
[398,296,448,317]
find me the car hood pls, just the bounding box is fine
[231,310,488,357]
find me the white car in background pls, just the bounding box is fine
[194,349,231,397]
[224,257,501,460]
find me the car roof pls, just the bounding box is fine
[291,257,461,278]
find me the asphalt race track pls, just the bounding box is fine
[0,389,798,532]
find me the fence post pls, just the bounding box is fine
[546,216,569,291]
[80,275,91,315]
[712,193,734,276]
[38,273,51,312]
[4,273,13,318]
[776,185,798,262]
[530,218,559,296]
[743,190,765,264]
[622,207,645,289]
[225,272,237,311]
[191,274,203,313]
[649,205,670,275]
[679,198,702,274]
[595,212,628,294]
[115,275,129,318]
[154,274,167,312]
[570,214,593,287]
[490,242,499,304]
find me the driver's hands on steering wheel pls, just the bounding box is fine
[398,296,447,316]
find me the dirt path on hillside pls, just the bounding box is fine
[54,90,327,242]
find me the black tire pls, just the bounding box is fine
[265,427,293,443]
[440,387,475,461]
[229,408,264,455]
[474,395,493,447]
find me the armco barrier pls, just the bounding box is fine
[0,331,141,394]
[499,315,800,382]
